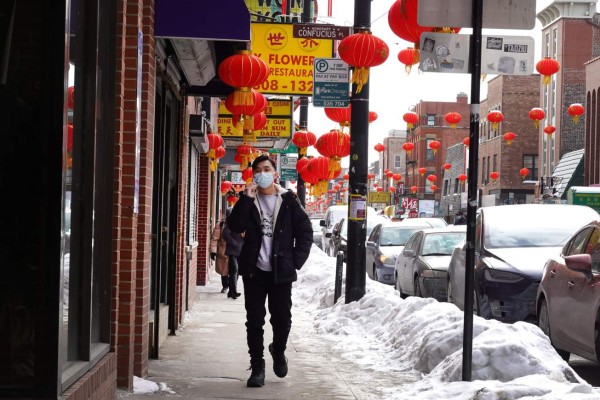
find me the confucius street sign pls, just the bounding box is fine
[292,24,352,40]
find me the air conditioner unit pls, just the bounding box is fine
[188,114,210,153]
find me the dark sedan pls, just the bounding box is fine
[537,221,600,363]
[329,215,389,262]
[446,204,600,323]
[395,226,466,300]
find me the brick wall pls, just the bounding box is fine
[62,353,117,400]
[196,156,212,285]
[585,57,600,185]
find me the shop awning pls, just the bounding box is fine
[155,0,251,42]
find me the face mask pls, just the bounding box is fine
[253,172,274,189]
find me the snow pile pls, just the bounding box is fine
[133,376,175,395]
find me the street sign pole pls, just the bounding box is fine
[346,0,370,304]
[462,0,483,382]
[296,0,312,207]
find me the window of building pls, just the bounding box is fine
[481,158,486,185]
[552,29,557,58]
[394,155,402,168]
[443,179,449,196]
[427,114,435,126]
[545,32,550,57]
[486,157,490,184]
[426,138,435,161]
[493,154,497,173]
[523,155,539,181]
[454,178,460,194]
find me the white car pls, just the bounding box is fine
[320,205,376,256]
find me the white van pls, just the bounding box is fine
[320,205,376,255]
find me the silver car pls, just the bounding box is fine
[366,220,437,285]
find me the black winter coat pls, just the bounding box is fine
[226,187,313,283]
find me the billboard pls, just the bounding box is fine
[217,99,293,138]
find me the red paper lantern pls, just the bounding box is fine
[503,131,516,145]
[458,173,467,183]
[292,130,317,156]
[410,185,418,193]
[389,186,396,192]
[338,31,389,93]
[428,140,441,155]
[377,187,383,192]
[218,50,269,107]
[426,174,437,183]
[369,111,378,123]
[403,111,419,129]
[388,0,433,44]
[236,144,255,169]
[528,108,545,128]
[567,103,584,124]
[463,137,470,147]
[393,173,402,181]
[487,110,504,131]
[374,143,385,153]
[343,173,349,180]
[325,106,352,128]
[489,171,499,183]
[296,156,311,174]
[402,142,415,154]
[232,111,267,143]
[418,167,426,176]
[333,184,340,191]
[367,173,375,180]
[443,163,452,171]
[398,47,420,74]
[225,90,267,119]
[207,133,224,171]
[536,57,560,86]
[430,184,438,191]
[226,194,238,205]
[307,156,333,195]
[519,167,530,181]
[543,125,556,136]
[445,112,461,129]
[242,167,253,184]
[315,129,351,174]
[220,180,233,195]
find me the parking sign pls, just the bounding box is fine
[313,58,350,107]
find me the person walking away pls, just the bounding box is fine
[209,215,229,293]
[227,155,313,388]
[222,207,243,299]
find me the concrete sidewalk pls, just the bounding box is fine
[117,272,402,400]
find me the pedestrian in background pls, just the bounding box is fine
[209,214,229,293]
[222,207,243,299]
[227,155,313,388]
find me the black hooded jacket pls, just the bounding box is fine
[226,186,313,283]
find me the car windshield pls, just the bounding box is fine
[379,226,427,246]
[484,206,599,248]
[310,219,321,232]
[341,215,387,237]
[421,232,466,256]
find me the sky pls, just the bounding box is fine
[134,245,600,399]
[298,0,564,165]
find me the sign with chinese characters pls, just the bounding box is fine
[312,58,350,107]
[251,22,334,95]
[419,33,534,76]
[217,99,293,138]
[401,197,418,210]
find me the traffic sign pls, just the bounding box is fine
[292,24,352,40]
[419,33,534,76]
[417,0,535,30]
[278,154,298,181]
[313,58,350,108]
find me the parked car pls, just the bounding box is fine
[446,204,599,323]
[320,205,376,256]
[536,220,600,362]
[366,219,438,285]
[310,217,323,249]
[329,214,389,260]
[395,225,467,300]
[401,217,447,228]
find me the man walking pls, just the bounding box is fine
[227,155,313,388]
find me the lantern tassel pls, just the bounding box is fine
[210,159,217,171]
[542,75,551,86]
[235,117,244,135]
[244,115,254,130]
[234,88,254,107]
[533,120,540,128]
[299,147,307,156]
[351,67,370,93]
[573,115,580,124]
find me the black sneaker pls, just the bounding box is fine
[247,360,265,387]
[269,343,288,378]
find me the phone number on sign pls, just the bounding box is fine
[258,79,313,94]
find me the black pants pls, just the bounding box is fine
[242,269,292,362]
[228,255,239,295]
[221,275,228,289]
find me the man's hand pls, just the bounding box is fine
[245,182,258,198]
[210,252,216,260]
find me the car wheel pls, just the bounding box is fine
[414,276,422,297]
[447,279,453,303]
[538,299,570,362]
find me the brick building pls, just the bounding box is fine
[478,75,540,205]
[585,56,600,185]
[382,129,407,191]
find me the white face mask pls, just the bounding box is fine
[253,172,274,189]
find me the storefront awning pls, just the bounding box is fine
[155,0,251,41]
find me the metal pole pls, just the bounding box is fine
[345,0,370,304]
[462,0,483,382]
[296,0,312,207]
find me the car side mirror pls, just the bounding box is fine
[325,232,332,238]
[320,220,326,227]
[403,249,415,258]
[565,253,593,279]
[366,241,375,248]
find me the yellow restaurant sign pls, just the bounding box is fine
[251,22,334,96]
[368,191,391,204]
[217,99,292,138]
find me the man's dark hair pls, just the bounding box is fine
[251,154,276,171]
